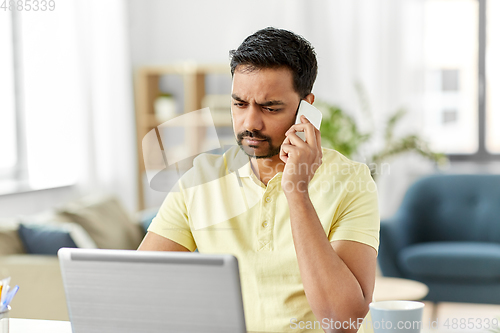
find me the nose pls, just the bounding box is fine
[243,104,264,133]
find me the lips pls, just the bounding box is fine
[245,137,266,145]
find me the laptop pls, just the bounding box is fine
[58,248,247,333]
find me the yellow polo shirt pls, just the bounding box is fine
[148,146,380,333]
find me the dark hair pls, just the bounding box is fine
[229,27,318,99]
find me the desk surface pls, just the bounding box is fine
[10,318,71,333]
[9,318,442,333]
[8,318,277,333]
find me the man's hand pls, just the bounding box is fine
[279,115,322,195]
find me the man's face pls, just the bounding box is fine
[231,66,301,159]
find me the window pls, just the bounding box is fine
[486,0,500,153]
[0,7,80,193]
[423,0,499,160]
[0,12,17,179]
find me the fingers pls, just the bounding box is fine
[300,116,317,145]
[285,130,309,148]
[301,115,322,155]
[286,115,319,148]
[279,136,290,163]
[281,115,322,165]
[280,140,300,164]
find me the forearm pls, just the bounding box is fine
[287,191,370,333]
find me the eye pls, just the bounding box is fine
[233,102,245,108]
[264,107,280,113]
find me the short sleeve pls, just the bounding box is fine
[147,189,197,252]
[328,164,380,253]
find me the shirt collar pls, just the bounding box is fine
[224,146,252,177]
[224,146,282,187]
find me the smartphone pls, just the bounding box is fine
[295,100,322,141]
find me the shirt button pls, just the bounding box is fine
[265,197,272,203]
[262,221,269,227]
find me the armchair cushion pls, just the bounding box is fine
[399,242,500,282]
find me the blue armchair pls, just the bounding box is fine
[378,174,500,304]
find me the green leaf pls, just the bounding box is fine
[316,82,448,182]
[385,108,406,143]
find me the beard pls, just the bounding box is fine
[236,130,282,159]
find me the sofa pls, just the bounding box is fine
[0,194,158,320]
[378,174,500,304]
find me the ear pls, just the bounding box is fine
[304,93,315,105]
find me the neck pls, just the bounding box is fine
[250,155,285,186]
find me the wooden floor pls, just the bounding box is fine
[422,302,500,333]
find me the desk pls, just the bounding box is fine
[9,318,71,333]
[8,318,278,333]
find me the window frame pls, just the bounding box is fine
[448,0,500,161]
[12,9,30,181]
[0,10,15,179]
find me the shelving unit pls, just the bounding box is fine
[134,62,232,210]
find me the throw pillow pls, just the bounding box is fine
[56,195,145,250]
[17,209,98,249]
[18,224,78,255]
[0,225,26,255]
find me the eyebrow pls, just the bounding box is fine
[231,94,285,107]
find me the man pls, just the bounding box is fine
[139,27,379,333]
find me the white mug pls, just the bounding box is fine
[369,300,425,333]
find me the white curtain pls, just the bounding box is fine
[73,0,137,212]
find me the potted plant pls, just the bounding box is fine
[317,83,447,180]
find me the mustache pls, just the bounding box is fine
[236,130,270,142]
